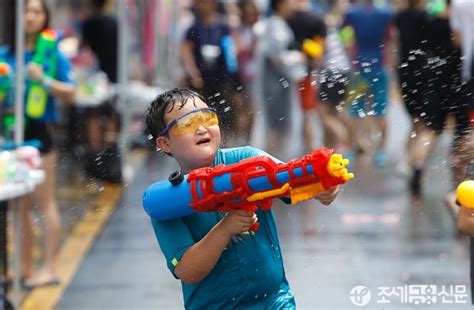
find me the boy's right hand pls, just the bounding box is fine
[219,210,258,236]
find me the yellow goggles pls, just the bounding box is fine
[161,108,219,136]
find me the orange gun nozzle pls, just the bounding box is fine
[0,63,10,75]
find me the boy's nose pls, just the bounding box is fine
[196,124,208,134]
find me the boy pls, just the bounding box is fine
[145,88,339,309]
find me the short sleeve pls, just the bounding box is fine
[184,24,197,44]
[450,1,461,32]
[344,10,354,26]
[56,49,76,85]
[151,217,196,278]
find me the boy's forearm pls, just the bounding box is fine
[174,222,232,284]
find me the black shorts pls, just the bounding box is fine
[319,69,349,106]
[24,119,55,154]
[424,75,471,141]
[398,64,428,118]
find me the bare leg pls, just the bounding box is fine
[451,132,474,185]
[234,92,255,145]
[374,117,388,152]
[445,131,474,215]
[23,151,61,286]
[87,115,103,151]
[303,113,314,153]
[406,118,438,201]
[318,103,349,148]
[19,195,33,279]
[104,108,121,147]
[407,119,437,166]
[347,117,359,151]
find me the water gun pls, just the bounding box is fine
[26,28,58,119]
[456,162,474,209]
[143,147,354,230]
[302,36,324,59]
[426,0,446,16]
[0,63,10,102]
[221,35,239,74]
[339,26,354,48]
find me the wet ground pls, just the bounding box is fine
[52,100,473,309]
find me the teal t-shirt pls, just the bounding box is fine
[151,146,296,309]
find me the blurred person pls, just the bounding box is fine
[233,0,259,145]
[80,0,122,183]
[256,0,305,156]
[343,0,394,166]
[394,0,470,204]
[393,0,435,202]
[181,0,239,145]
[447,0,474,211]
[318,0,351,150]
[0,0,76,288]
[287,0,327,153]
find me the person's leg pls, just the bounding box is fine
[104,110,120,147]
[87,112,103,152]
[298,75,318,153]
[19,195,33,279]
[318,102,348,149]
[263,76,291,157]
[302,113,315,153]
[371,70,389,151]
[23,151,61,286]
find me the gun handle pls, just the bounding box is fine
[250,222,260,231]
[243,205,259,231]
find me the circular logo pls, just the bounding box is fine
[350,285,371,307]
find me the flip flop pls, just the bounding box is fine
[21,277,61,290]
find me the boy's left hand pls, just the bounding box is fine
[314,186,339,206]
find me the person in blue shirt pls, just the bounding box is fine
[0,0,75,288]
[181,0,239,145]
[344,0,393,167]
[144,88,339,309]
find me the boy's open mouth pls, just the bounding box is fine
[196,137,211,145]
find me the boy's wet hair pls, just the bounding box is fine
[145,88,206,141]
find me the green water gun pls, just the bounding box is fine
[0,62,10,103]
[339,26,355,48]
[26,29,58,119]
[426,0,447,16]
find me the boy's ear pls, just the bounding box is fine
[156,136,172,154]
